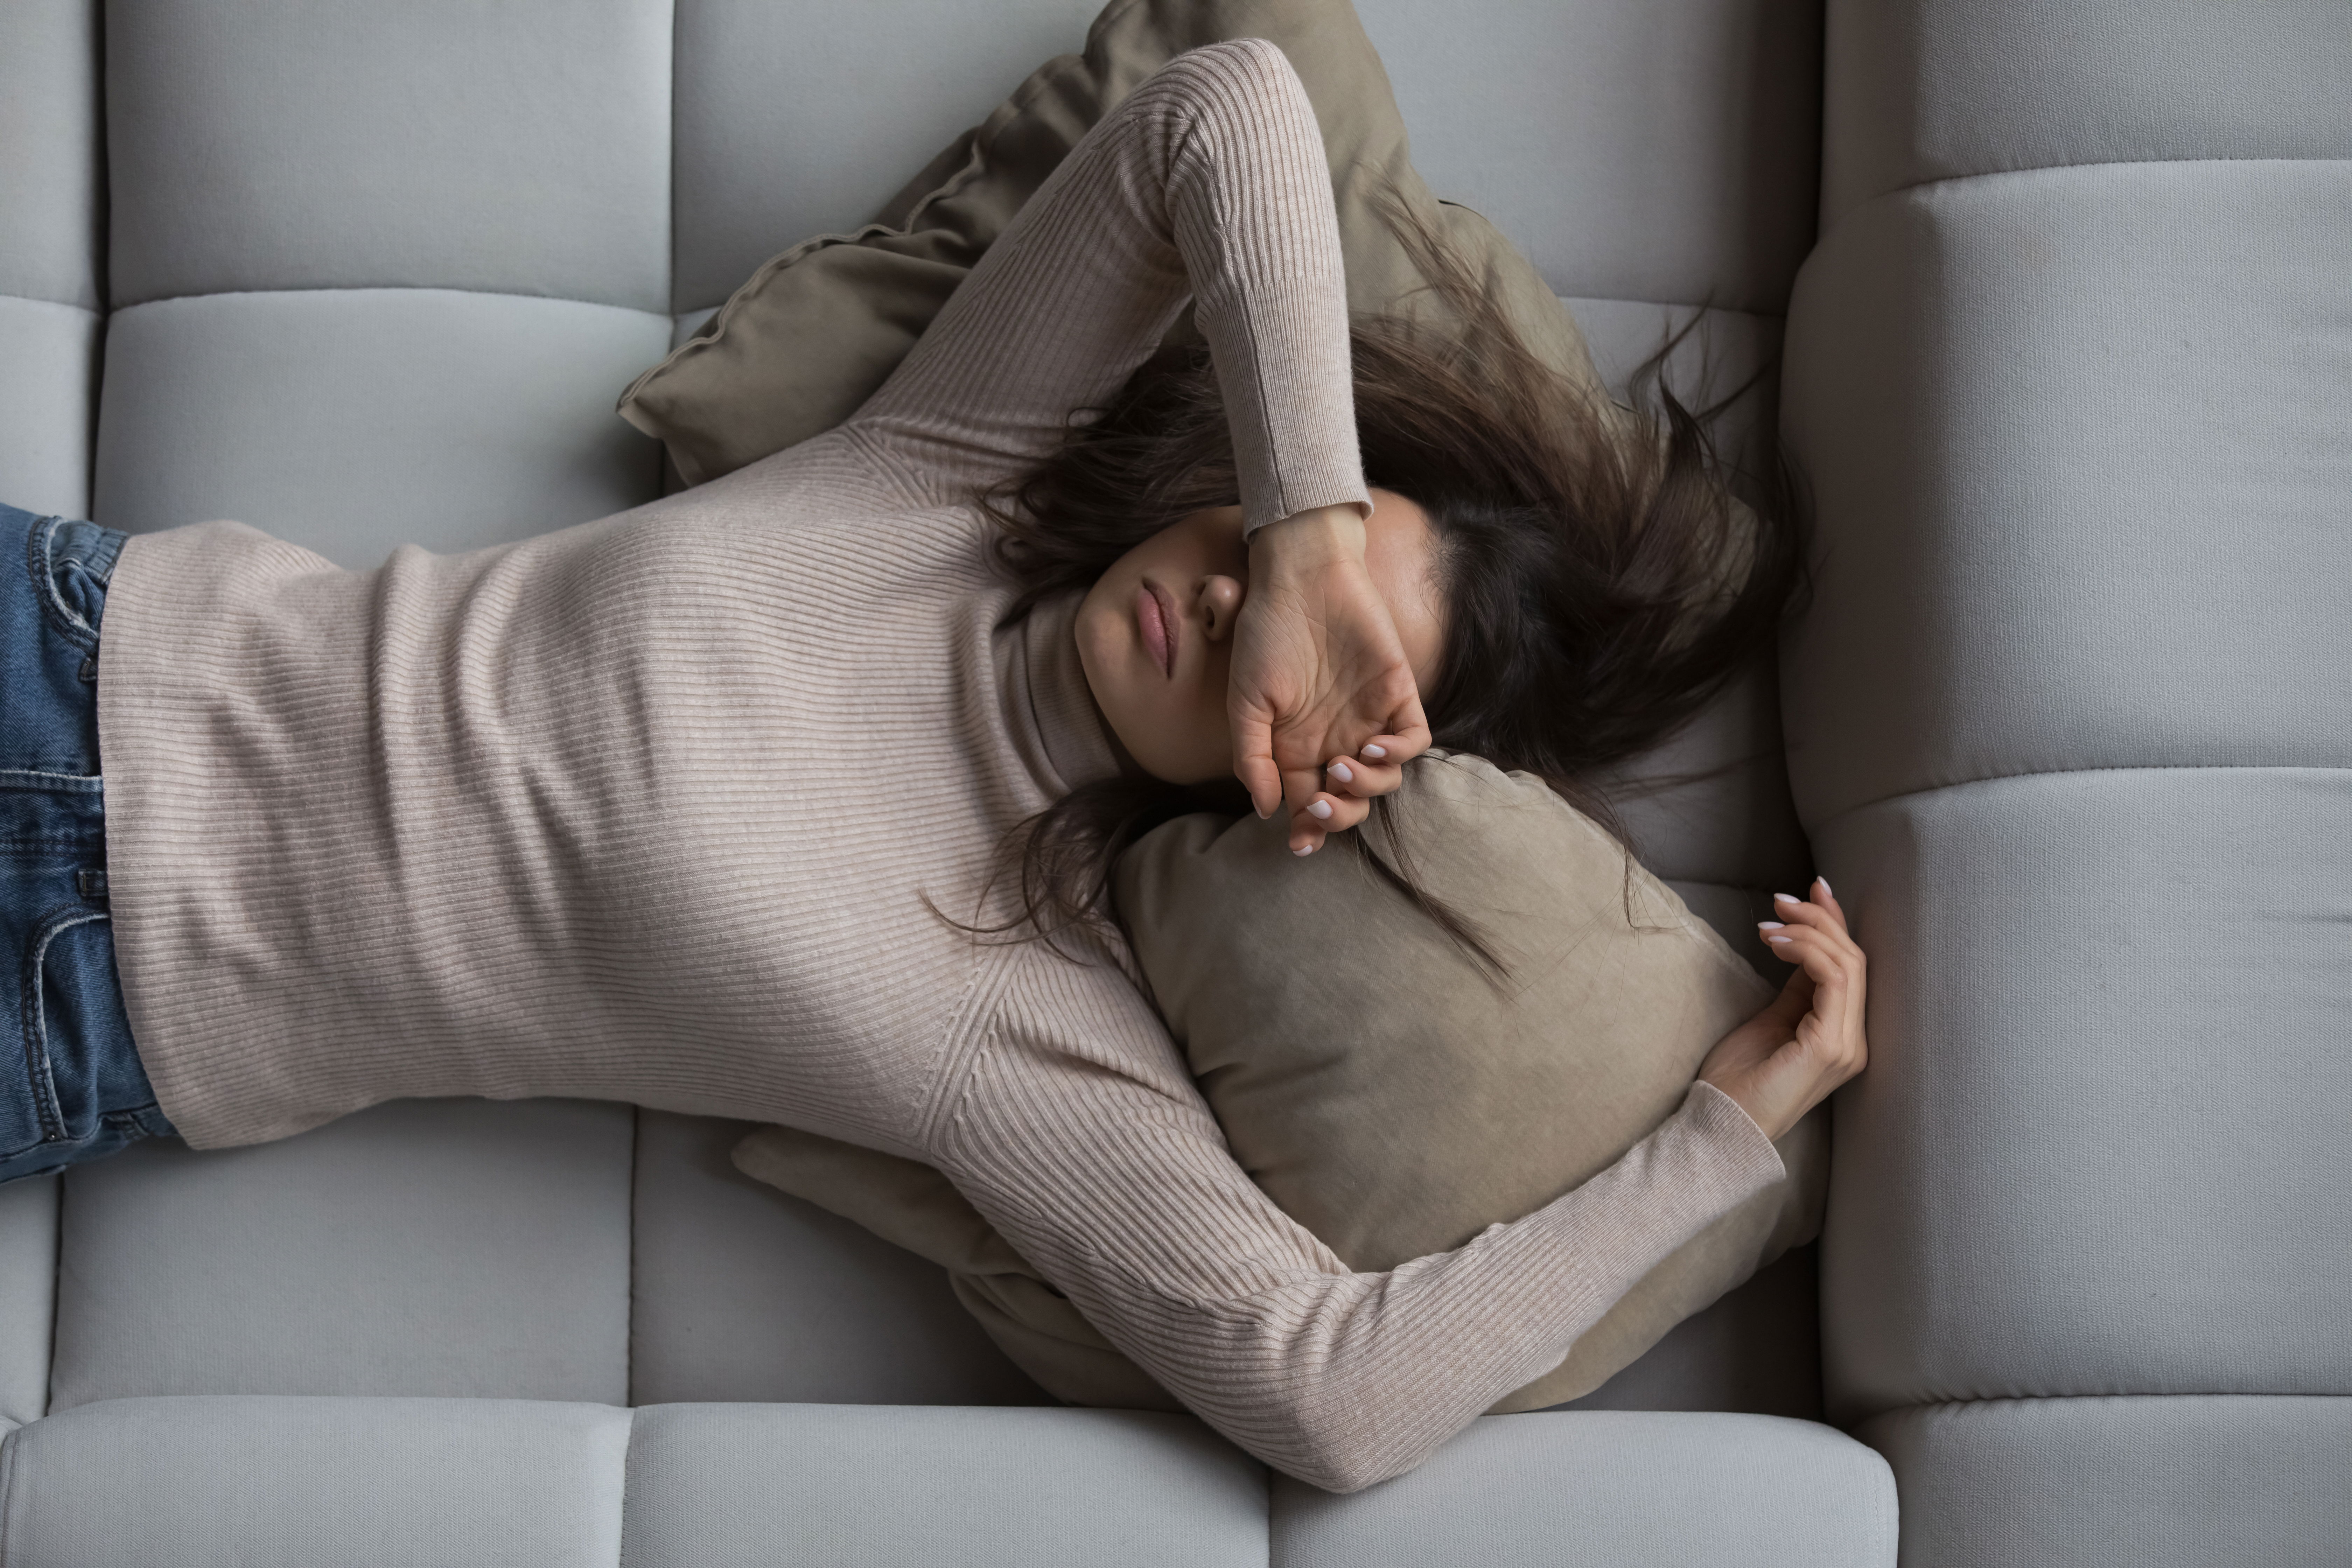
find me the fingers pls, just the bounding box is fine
[1771,876,1847,934]
[1762,965,1816,1026]
[1757,903,1868,1082]
[1322,752,1403,800]
[1233,711,1283,821]
[1765,880,1860,967]
[1367,695,1433,766]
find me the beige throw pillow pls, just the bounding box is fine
[617,0,1609,485]
[738,755,1827,1414]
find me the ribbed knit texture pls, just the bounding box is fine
[92,42,1783,1491]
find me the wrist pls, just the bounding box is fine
[1248,504,1367,569]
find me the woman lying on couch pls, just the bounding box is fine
[0,42,1866,1491]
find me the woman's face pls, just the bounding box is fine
[1075,488,1447,785]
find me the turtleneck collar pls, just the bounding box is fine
[1007,589,1126,795]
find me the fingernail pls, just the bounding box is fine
[1773,892,1800,905]
[1255,802,1272,821]
[1768,934,1793,945]
[1816,876,1833,896]
[1329,761,1354,784]
[1307,799,1333,820]
[1361,743,1387,759]
[1758,920,1786,930]
[1292,842,1316,857]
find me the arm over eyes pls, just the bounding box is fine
[849,39,1369,536]
[931,951,1786,1493]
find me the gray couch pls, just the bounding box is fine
[0,2,2340,1564]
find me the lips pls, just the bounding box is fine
[1135,581,1178,678]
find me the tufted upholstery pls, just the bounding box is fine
[1783,1,2352,1563]
[17,0,2330,1560]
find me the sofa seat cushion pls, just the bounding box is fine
[0,1395,635,1568]
[1273,1410,1898,1567]
[620,1403,1268,1567]
[0,1398,1895,1567]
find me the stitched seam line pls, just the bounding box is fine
[1807,760,2352,833]
[16,908,110,1149]
[1832,152,2352,231]
[1855,1389,2352,1425]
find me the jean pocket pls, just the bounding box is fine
[6,904,151,1162]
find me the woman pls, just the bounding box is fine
[0,41,1865,1491]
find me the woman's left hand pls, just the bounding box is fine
[1230,505,1432,854]
[1698,877,1870,1141]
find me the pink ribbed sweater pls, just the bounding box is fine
[94,41,1782,1491]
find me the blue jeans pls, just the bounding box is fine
[0,503,174,1185]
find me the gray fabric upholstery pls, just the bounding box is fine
[0,1175,58,1427]
[93,291,670,565]
[1565,292,1811,991]
[0,0,101,312]
[1271,1410,1896,1567]
[1820,0,2352,229]
[671,0,1105,313]
[668,0,1825,318]
[1780,162,2352,824]
[1860,1396,2352,1568]
[50,1100,635,1409]
[1360,0,1822,313]
[1565,298,1788,482]
[1785,6,2352,1562]
[1809,769,2352,1415]
[620,1403,1269,1567]
[103,0,672,312]
[0,0,100,520]
[1562,1244,1820,1419]
[628,1111,1046,1407]
[0,296,99,518]
[0,1395,633,1568]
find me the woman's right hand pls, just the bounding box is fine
[1698,877,1869,1141]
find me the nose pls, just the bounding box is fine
[1197,574,1244,641]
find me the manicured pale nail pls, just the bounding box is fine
[1329,760,1354,784]
[1768,934,1794,945]
[1773,892,1801,905]
[1361,743,1387,759]
[1292,842,1316,857]
[1815,876,1833,896]
[1307,799,1334,820]
[1758,920,1786,930]
[1255,801,1272,820]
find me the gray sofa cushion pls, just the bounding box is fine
[0,1175,57,1427]
[673,0,1105,314]
[50,1099,635,1409]
[1809,770,2352,1416]
[0,298,99,518]
[1820,0,2352,229]
[1781,160,2352,825]
[620,1403,1268,1567]
[0,0,100,313]
[627,1111,1045,1407]
[94,291,670,565]
[1272,1409,1896,1567]
[1859,1395,2352,1568]
[103,0,672,311]
[1360,0,1821,313]
[0,1395,634,1568]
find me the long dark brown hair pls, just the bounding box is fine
[960,208,1805,969]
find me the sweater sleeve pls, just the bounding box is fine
[848,39,1370,536]
[928,950,1787,1494]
